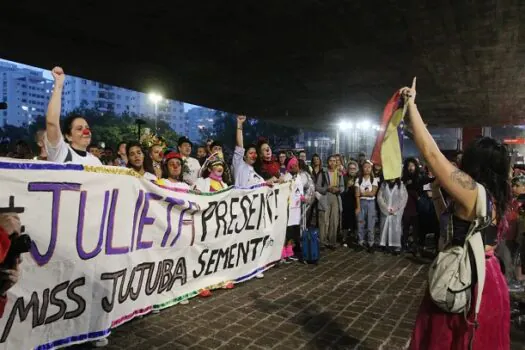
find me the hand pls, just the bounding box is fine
[277,177,285,184]
[0,214,21,235]
[51,66,65,86]
[300,195,306,203]
[265,179,274,187]
[400,77,416,105]
[237,115,246,124]
[192,189,202,195]
[355,208,361,216]
[0,263,20,296]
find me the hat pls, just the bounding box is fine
[177,137,193,148]
[163,151,184,162]
[199,152,226,177]
[287,157,298,172]
[210,140,223,150]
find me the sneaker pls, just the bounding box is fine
[223,282,235,289]
[199,289,212,297]
[151,309,160,314]
[367,246,375,254]
[180,299,189,305]
[289,256,299,261]
[256,273,264,279]
[343,243,348,248]
[92,338,109,347]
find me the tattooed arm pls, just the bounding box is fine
[401,81,477,216]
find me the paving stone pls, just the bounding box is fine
[91,249,524,350]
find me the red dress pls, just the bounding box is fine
[410,251,510,350]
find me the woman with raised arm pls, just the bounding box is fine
[233,115,268,188]
[44,67,101,166]
[403,80,511,350]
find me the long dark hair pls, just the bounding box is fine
[402,157,420,181]
[461,137,511,224]
[298,159,311,175]
[386,177,402,189]
[126,141,155,175]
[161,158,184,182]
[358,160,375,184]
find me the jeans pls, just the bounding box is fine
[358,199,377,245]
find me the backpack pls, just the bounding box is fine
[428,184,491,338]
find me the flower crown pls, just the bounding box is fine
[140,129,167,150]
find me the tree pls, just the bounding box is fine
[200,111,300,153]
[0,108,180,154]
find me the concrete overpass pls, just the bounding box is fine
[2,1,524,128]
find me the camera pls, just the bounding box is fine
[1,234,31,269]
[0,196,31,269]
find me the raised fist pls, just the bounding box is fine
[51,67,65,86]
[237,115,246,123]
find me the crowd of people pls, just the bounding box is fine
[0,68,524,349]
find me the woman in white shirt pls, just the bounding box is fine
[233,115,267,188]
[156,151,190,191]
[44,67,101,166]
[355,160,379,252]
[126,142,157,181]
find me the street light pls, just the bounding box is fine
[148,92,163,133]
[338,121,353,131]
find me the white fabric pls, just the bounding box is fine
[298,171,315,205]
[233,146,264,187]
[377,183,408,248]
[183,156,201,185]
[194,177,228,193]
[284,173,304,226]
[143,172,158,181]
[44,134,102,166]
[156,178,190,190]
[0,158,290,349]
[355,177,379,200]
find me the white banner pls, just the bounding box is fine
[0,159,289,349]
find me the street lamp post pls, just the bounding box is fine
[148,93,163,133]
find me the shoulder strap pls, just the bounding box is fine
[468,184,488,321]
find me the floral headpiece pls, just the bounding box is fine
[140,128,167,150]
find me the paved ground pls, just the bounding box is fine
[99,249,426,350]
[76,248,525,350]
